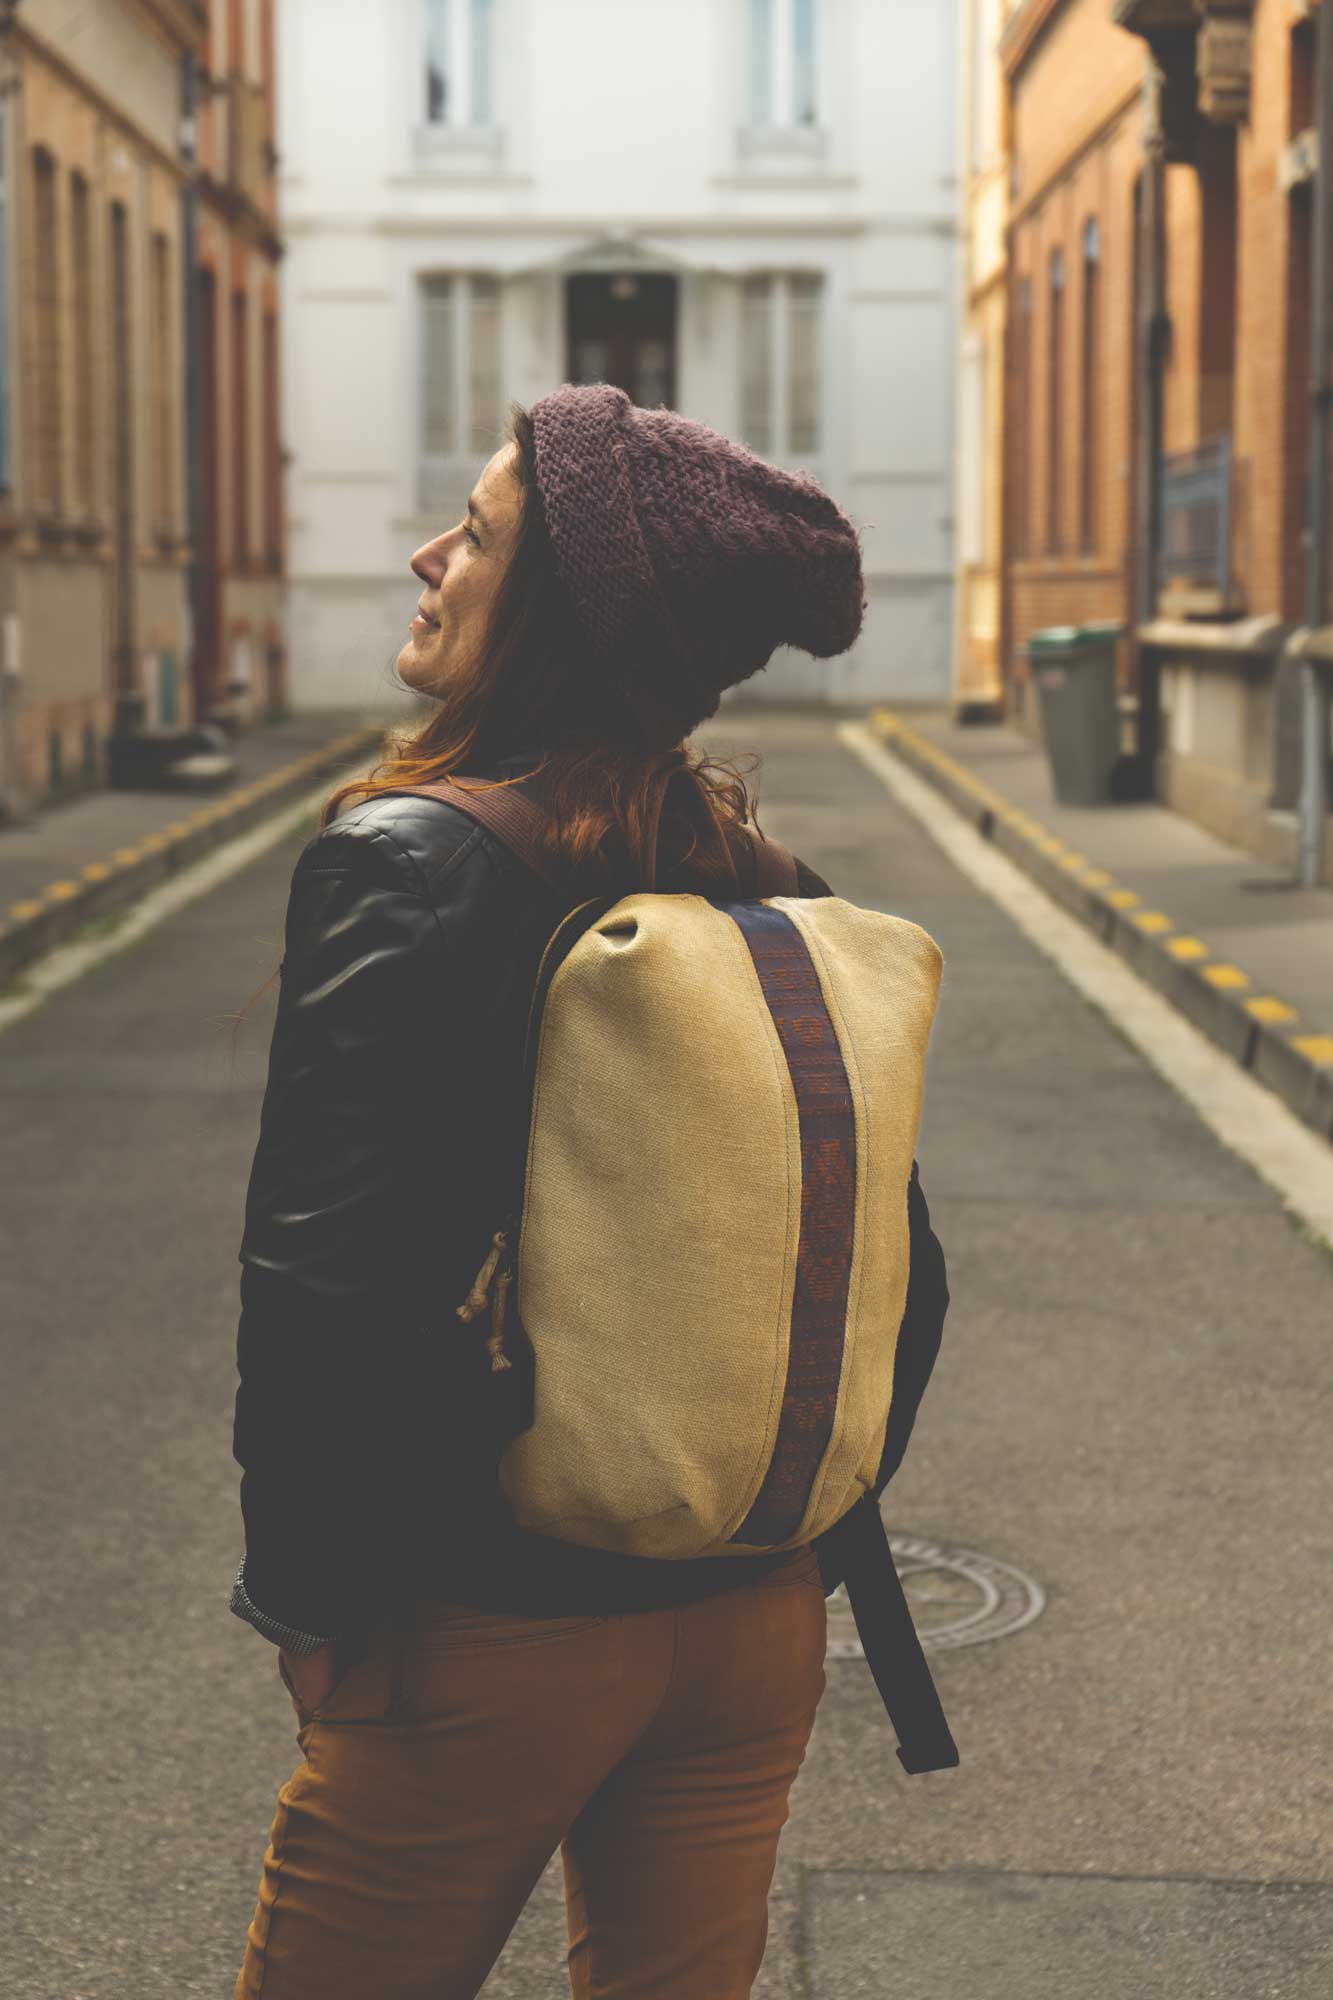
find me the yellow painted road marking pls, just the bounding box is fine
[867,710,1333,1107]
[82,862,112,883]
[1292,1034,1333,1066]
[46,881,82,902]
[112,847,144,866]
[10,899,45,922]
[1246,996,1299,1025]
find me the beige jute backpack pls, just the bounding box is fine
[391,772,958,1773]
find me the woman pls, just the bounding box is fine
[230,384,949,1999]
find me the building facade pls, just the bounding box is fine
[0,0,284,821]
[0,0,204,812]
[277,0,958,711]
[996,0,1331,875]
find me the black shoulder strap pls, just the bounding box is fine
[826,1495,960,1774]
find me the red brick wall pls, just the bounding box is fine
[1233,0,1306,621]
[1005,0,1145,700]
[1005,0,1319,686]
[1008,0,1145,214]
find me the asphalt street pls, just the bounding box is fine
[2,707,1331,1998]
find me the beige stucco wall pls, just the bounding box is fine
[11,8,193,803]
[21,0,182,163]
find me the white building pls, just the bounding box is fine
[277,0,957,710]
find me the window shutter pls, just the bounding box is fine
[422,275,456,459]
[470,0,495,126]
[792,0,818,127]
[425,0,451,124]
[468,274,501,454]
[787,272,821,455]
[742,274,774,453]
[749,0,774,126]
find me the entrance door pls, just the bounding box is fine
[566,273,677,408]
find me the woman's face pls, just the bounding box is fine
[397,441,523,694]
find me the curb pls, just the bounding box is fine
[870,708,1333,1147]
[0,722,385,991]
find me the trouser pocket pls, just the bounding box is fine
[277,1631,376,1726]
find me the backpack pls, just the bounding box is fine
[391,774,959,1773]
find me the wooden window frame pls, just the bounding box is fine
[1080,217,1101,556]
[1047,245,1066,557]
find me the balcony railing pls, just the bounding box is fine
[1158,433,1237,614]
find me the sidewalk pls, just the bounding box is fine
[871,707,1333,1143]
[0,709,391,986]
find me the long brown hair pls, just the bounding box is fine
[323,404,772,896]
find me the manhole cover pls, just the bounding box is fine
[826,1533,1045,1659]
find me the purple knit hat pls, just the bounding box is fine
[529,384,865,737]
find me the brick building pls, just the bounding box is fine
[992,0,1332,877]
[0,0,284,820]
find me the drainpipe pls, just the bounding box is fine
[1298,0,1333,886]
[0,0,22,819]
[1133,56,1169,774]
[179,48,203,735]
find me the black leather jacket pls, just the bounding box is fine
[230,748,949,1657]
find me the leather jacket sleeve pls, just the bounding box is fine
[230,816,466,1649]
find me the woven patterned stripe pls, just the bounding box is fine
[712,900,856,1546]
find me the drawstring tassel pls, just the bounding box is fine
[487,1264,514,1374]
[457,1225,516,1373]
[457,1231,507,1323]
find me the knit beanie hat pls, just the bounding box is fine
[529,383,865,740]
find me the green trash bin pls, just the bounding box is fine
[1024,622,1124,806]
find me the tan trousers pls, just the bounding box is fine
[235,1545,827,2000]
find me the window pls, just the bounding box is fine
[70,173,95,515]
[263,310,282,568]
[1010,273,1033,559]
[1047,246,1065,555]
[151,233,175,535]
[420,272,503,506]
[1080,219,1100,554]
[32,148,61,511]
[0,105,9,490]
[740,271,823,460]
[232,289,249,563]
[748,0,820,129]
[959,337,986,569]
[424,0,496,128]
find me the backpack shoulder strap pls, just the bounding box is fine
[387,777,801,898]
[387,777,562,890]
[746,825,801,897]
